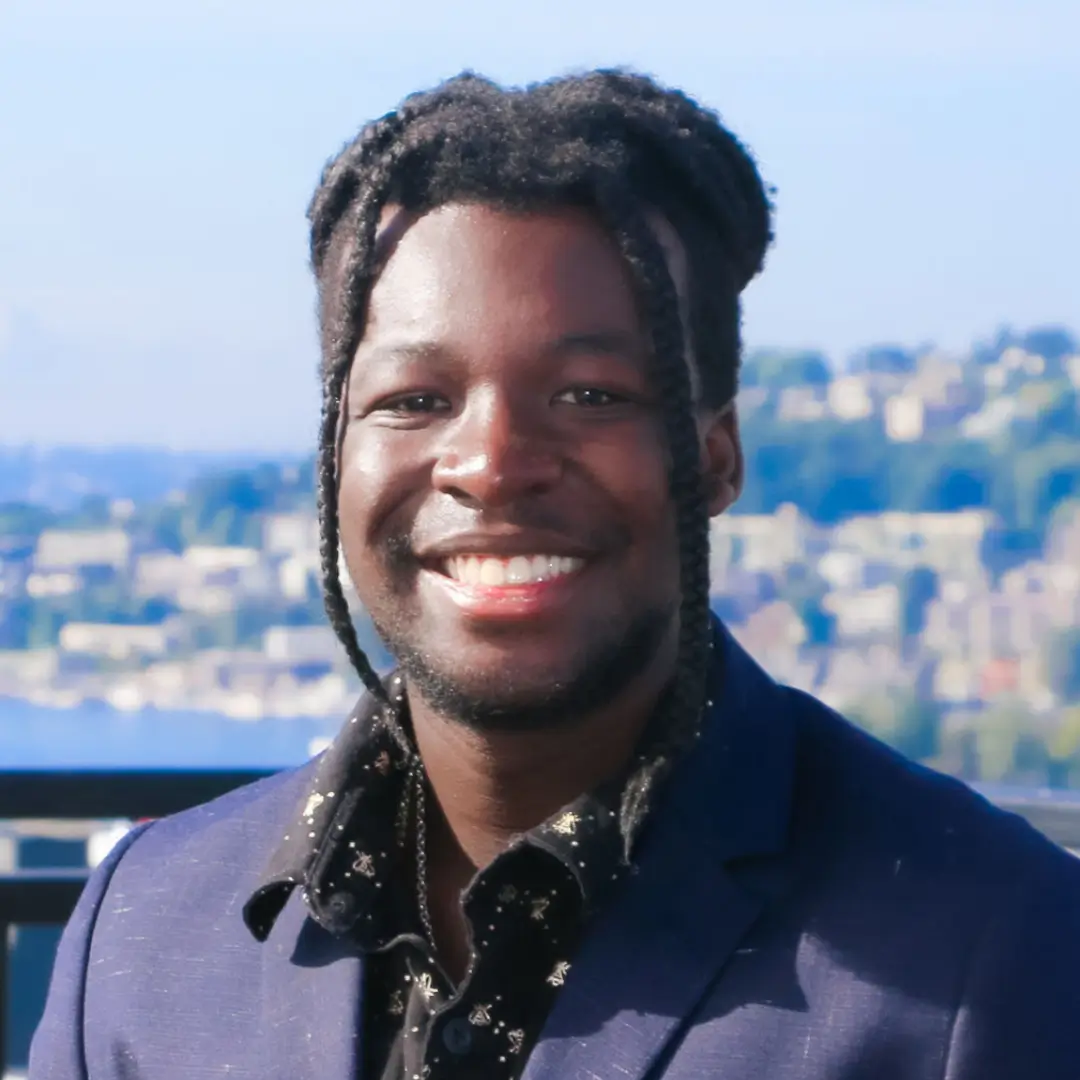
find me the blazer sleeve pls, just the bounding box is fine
[943,849,1080,1079]
[28,820,156,1080]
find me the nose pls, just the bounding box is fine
[431,389,562,508]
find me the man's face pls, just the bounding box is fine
[338,202,738,729]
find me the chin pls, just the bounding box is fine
[384,607,674,733]
[399,654,588,732]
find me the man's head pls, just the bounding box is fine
[308,70,772,755]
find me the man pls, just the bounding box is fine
[31,70,1080,1079]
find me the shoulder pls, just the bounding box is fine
[29,763,322,1075]
[788,686,1074,873]
[96,760,318,916]
[782,683,1080,916]
[777,688,1080,1069]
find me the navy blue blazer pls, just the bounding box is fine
[31,628,1080,1078]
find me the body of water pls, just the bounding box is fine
[0,697,336,769]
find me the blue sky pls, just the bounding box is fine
[1,0,1077,450]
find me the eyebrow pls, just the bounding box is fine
[351,329,647,377]
[351,341,451,373]
[543,330,646,363]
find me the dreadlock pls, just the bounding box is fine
[307,69,773,851]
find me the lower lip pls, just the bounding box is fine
[420,567,585,620]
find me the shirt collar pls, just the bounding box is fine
[243,631,724,943]
[243,682,408,941]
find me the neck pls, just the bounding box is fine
[408,636,677,879]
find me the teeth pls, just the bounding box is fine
[479,558,505,586]
[444,554,584,586]
[506,556,532,584]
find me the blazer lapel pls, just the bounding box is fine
[522,625,797,1080]
[257,888,366,1079]
[520,823,764,1080]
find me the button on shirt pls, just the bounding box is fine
[243,676,633,1080]
[363,842,600,1080]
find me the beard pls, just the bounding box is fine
[371,604,674,733]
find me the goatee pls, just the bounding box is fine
[373,608,673,733]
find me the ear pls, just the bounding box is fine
[698,403,744,517]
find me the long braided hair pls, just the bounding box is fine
[307,70,773,850]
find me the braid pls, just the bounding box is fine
[587,179,713,849]
[309,73,505,274]
[315,370,382,701]
[315,182,391,706]
[546,70,771,291]
[307,69,772,844]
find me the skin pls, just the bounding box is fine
[337,202,743,979]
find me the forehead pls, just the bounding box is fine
[357,202,644,349]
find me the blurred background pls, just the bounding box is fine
[2,0,1079,1073]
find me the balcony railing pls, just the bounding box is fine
[1,768,274,1075]
[2,771,1079,1074]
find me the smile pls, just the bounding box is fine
[420,551,590,622]
[442,554,585,587]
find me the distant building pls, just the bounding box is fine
[25,571,80,598]
[738,600,806,650]
[263,513,319,556]
[907,357,972,411]
[827,375,874,421]
[263,625,342,666]
[59,622,177,662]
[178,546,273,610]
[34,529,130,572]
[885,359,972,442]
[824,585,900,643]
[176,585,236,617]
[0,647,58,683]
[817,549,866,591]
[999,346,1045,377]
[816,644,904,710]
[777,386,828,422]
[1046,503,1080,566]
[961,397,1018,439]
[278,552,321,601]
[132,552,186,597]
[884,394,925,442]
[933,657,981,706]
[712,504,811,573]
[1066,354,1080,390]
[965,597,1017,667]
[832,511,992,579]
[981,657,1020,700]
[183,546,261,573]
[727,601,815,695]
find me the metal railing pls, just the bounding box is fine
[0,769,274,1073]
[1,772,1079,1074]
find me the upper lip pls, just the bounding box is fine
[415,532,596,563]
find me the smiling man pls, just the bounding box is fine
[32,71,1080,1080]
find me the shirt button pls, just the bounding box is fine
[324,891,357,927]
[441,1017,474,1055]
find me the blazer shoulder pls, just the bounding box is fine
[783,684,1077,888]
[29,819,156,1079]
[101,759,318,904]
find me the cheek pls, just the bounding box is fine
[586,428,675,549]
[618,423,669,504]
[336,431,412,572]
[611,429,684,590]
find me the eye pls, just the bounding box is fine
[374,392,450,415]
[553,386,625,408]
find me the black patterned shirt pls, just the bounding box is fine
[243,673,632,1080]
